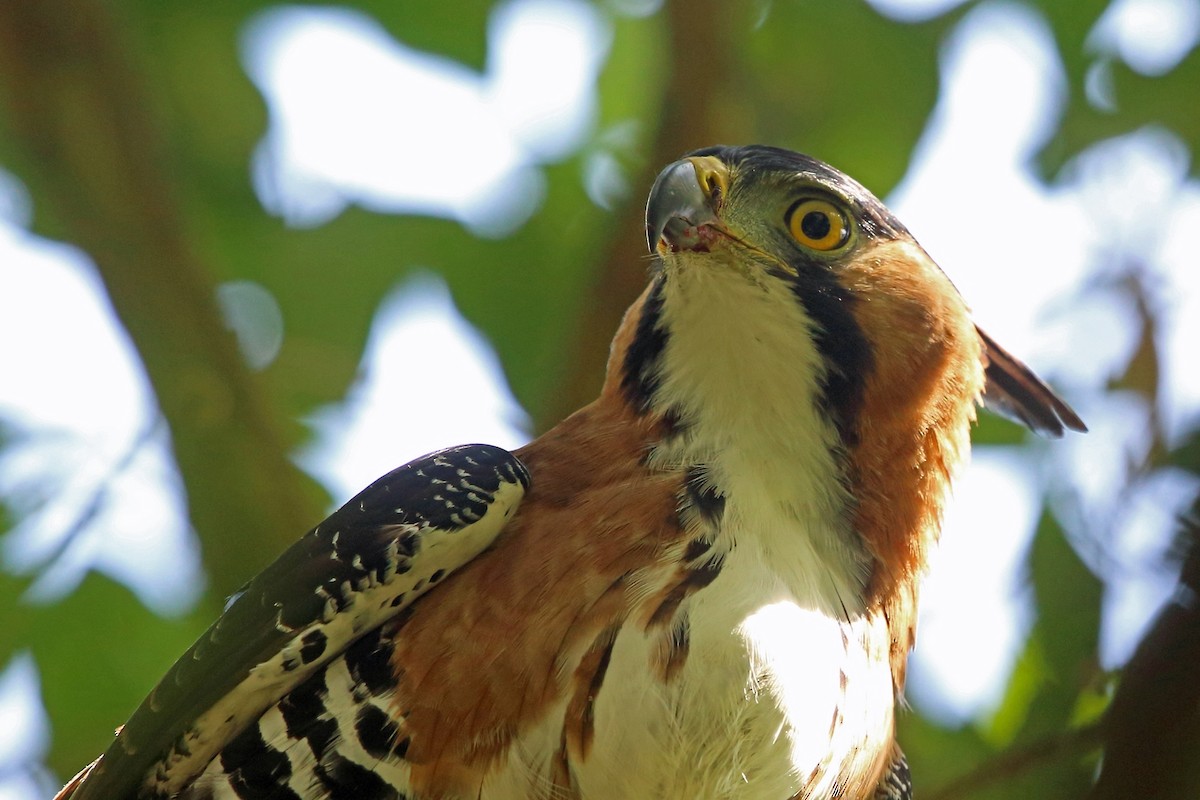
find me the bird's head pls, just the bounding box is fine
[617,144,1083,440]
[646,146,907,262]
[607,144,1083,608]
[636,145,919,440]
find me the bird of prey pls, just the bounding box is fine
[57,145,1085,800]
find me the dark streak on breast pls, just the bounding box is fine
[620,276,668,413]
[579,641,615,759]
[659,404,688,440]
[658,616,691,683]
[684,537,712,562]
[684,465,725,525]
[645,557,722,630]
[564,627,619,762]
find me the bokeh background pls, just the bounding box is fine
[1,0,1199,797]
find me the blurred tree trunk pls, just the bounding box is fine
[1089,499,1200,799]
[0,0,324,598]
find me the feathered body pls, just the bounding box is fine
[59,146,1083,800]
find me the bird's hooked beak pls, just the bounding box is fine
[645,156,730,254]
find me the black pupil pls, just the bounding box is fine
[800,210,832,241]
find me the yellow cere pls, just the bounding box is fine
[787,198,850,251]
[687,156,730,204]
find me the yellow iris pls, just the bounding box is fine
[787,199,850,251]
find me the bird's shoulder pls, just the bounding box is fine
[65,443,530,800]
[369,402,695,795]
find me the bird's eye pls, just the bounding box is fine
[786,199,850,251]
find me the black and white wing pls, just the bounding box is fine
[64,443,529,800]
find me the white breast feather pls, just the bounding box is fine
[653,251,871,611]
[563,253,895,798]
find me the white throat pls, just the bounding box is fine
[564,256,893,799]
[648,254,871,615]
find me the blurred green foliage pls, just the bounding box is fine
[0,0,1197,796]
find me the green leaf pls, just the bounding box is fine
[364,0,494,70]
[1027,510,1103,723]
[739,0,958,196]
[1041,17,1200,176]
